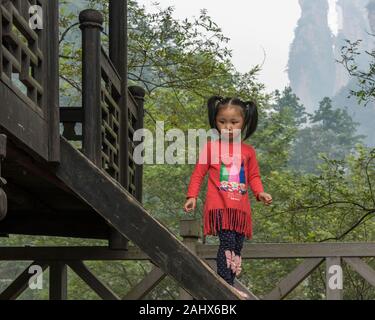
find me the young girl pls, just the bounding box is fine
[183,96,272,298]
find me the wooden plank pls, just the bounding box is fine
[343,257,375,287]
[264,258,324,300]
[3,243,375,262]
[196,243,375,258]
[326,257,343,300]
[0,246,148,261]
[0,261,48,300]
[49,262,67,300]
[0,82,48,160]
[123,266,166,300]
[54,137,242,300]
[68,261,120,300]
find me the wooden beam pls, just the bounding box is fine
[49,262,67,300]
[0,246,148,261]
[263,258,324,300]
[0,261,48,300]
[54,137,242,300]
[68,261,120,300]
[326,257,343,300]
[123,266,166,300]
[196,243,375,258]
[343,257,375,287]
[2,244,375,261]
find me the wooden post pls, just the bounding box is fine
[326,257,343,300]
[49,262,68,300]
[0,134,7,221]
[109,0,129,190]
[108,1,131,250]
[79,9,103,166]
[109,229,129,251]
[179,217,201,300]
[128,86,145,203]
[46,0,60,163]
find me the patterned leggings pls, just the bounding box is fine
[215,212,245,286]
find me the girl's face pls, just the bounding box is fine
[215,105,244,140]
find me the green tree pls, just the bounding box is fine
[289,97,365,173]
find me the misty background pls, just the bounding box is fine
[136,0,375,147]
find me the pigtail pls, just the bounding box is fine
[243,100,258,140]
[207,95,223,130]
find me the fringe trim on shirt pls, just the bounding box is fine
[204,208,252,239]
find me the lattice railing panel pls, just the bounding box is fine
[100,69,121,182]
[0,0,44,111]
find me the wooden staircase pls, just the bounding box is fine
[53,136,243,299]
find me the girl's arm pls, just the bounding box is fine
[186,141,210,199]
[248,146,264,201]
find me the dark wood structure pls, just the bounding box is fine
[0,0,243,300]
[0,1,374,300]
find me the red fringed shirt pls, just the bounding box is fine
[186,139,264,239]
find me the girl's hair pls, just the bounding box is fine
[207,96,258,141]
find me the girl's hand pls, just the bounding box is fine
[258,192,272,206]
[184,197,197,213]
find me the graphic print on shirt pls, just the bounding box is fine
[218,154,247,201]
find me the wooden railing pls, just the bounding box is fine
[1,2,145,201]
[179,218,375,300]
[1,0,44,109]
[1,217,374,300]
[0,0,59,162]
[60,9,145,202]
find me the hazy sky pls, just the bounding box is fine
[137,0,340,95]
[136,0,301,94]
